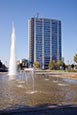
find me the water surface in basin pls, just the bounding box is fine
[0,72,77,111]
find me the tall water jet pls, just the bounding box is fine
[8,23,17,78]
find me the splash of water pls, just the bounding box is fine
[8,23,17,78]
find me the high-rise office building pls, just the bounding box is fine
[28,18,62,69]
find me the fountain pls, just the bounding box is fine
[26,68,35,94]
[8,23,17,79]
[0,23,77,113]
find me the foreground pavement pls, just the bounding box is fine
[1,105,77,115]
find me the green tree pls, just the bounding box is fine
[49,60,66,70]
[22,60,28,68]
[34,61,40,68]
[0,60,2,68]
[17,59,28,70]
[17,63,23,70]
[74,54,77,63]
[71,64,74,69]
[56,60,65,70]
[49,61,57,70]
[62,63,66,70]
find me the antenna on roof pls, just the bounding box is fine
[36,12,39,18]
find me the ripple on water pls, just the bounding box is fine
[57,83,68,86]
[52,80,58,83]
[44,78,49,81]
[17,81,25,84]
[17,85,23,88]
[26,90,38,94]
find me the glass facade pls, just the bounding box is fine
[44,20,50,68]
[36,20,42,65]
[52,21,57,61]
[28,18,62,69]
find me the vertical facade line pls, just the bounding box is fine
[50,20,52,62]
[42,19,44,69]
[34,18,36,62]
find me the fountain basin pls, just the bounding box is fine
[0,71,77,111]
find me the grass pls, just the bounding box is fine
[50,70,66,72]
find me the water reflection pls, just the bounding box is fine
[0,72,77,111]
[63,78,77,84]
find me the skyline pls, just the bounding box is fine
[0,0,77,65]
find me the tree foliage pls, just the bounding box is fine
[74,54,77,63]
[56,60,66,70]
[49,60,66,70]
[71,64,74,69]
[48,61,57,70]
[17,59,28,70]
[34,61,40,68]
[0,60,2,68]
[22,60,28,68]
[57,60,64,67]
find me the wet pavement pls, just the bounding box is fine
[0,71,77,114]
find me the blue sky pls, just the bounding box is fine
[0,0,77,65]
